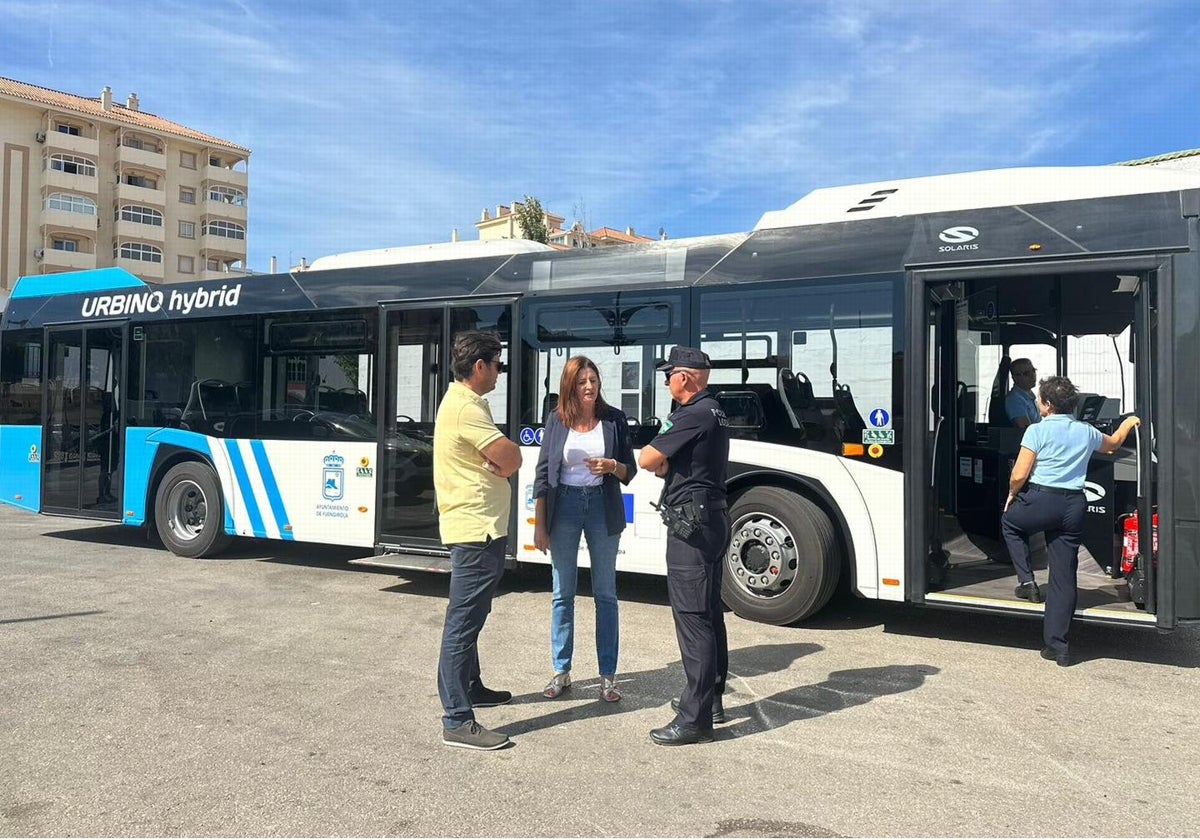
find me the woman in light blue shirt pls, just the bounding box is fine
[1001,375,1140,666]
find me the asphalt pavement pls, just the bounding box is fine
[2,505,1198,837]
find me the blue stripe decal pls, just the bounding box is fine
[11,267,145,299]
[249,440,293,540]
[623,493,634,524]
[124,427,215,527]
[0,425,43,512]
[223,440,266,537]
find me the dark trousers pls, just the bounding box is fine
[666,511,730,729]
[1001,486,1085,654]
[437,536,507,728]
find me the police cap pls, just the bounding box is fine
[655,345,712,371]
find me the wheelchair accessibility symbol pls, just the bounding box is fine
[520,427,536,445]
[869,408,890,428]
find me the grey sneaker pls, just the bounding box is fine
[442,721,510,751]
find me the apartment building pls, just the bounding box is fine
[475,200,658,249]
[0,76,250,293]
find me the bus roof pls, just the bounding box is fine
[755,165,1200,230]
[306,238,555,271]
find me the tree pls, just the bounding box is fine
[514,195,549,243]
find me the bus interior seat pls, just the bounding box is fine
[987,355,1012,426]
[181,378,239,434]
[709,385,765,432]
[779,368,825,440]
[542,393,558,423]
[833,383,867,436]
[714,383,807,441]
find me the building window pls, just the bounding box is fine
[178,255,195,274]
[52,239,79,252]
[179,220,195,238]
[123,173,158,189]
[119,205,163,226]
[47,154,96,177]
[180,151,197,169]
[208,185,246,206]
[116,242,163,263]
[45,193,97,215]
[202,220,245,240]
[209,155,222,167]
[55,122,82,136]
[180,187,196,204]
[122,135,160,153]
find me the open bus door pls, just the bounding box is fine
[359,298,516,572]
[908,258,1164,628]
[41,322,124,518]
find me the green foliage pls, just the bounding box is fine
[515,195,549,243]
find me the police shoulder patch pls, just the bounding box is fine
[658,419,673,434]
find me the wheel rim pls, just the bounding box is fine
[726,511,799,601]
[165,479,209,543]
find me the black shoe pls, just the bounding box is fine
[1015,581,1043,603]
[650,721,714,746]
[468,684,512,707]
[671,695,727,725]
[1040,647,1071,667]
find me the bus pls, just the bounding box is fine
[3,164,1199,631]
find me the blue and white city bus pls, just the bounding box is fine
[3,164,1200,630]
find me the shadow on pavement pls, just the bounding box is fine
[499,642,938,742]
[42,524,1199,667]
[500,641,822,738]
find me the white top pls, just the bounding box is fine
[560,424,604,487]
[754,165,1200,231]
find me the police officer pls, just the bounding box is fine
[638,346,730,745]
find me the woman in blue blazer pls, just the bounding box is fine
[533,356,637,702]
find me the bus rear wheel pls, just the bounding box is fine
[154,461,232,558]
[722,487,841,625]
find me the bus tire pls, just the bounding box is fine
[154,461,233,558]
[722,487,841,625]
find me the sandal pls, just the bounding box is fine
[542,672,571,699]
[600,675,621,703]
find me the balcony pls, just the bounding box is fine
[202,199,247,224]
[42,131,99,158]
[117,219,165,242]
[116,256,165,280]
[43,169,98,195]
[200,233,246,257]
[116,143,166,173]
[204,163,248,190]
[116,181,165,207]
[40,208,98,233]
[41,248,97,272]
[200,265,251,282]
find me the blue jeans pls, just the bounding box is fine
[549,485,621,676]
[437,536,507,729]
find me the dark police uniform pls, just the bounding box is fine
[652,351,731,733]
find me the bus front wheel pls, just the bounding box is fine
[722,487,841,625]
[154,461,233,558]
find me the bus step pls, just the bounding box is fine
[348,552,453,574]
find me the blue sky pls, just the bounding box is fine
[4,0,1199,272]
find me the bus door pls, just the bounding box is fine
[373,299,515,564]
[42,323,124,518]
[908,259,1162,625]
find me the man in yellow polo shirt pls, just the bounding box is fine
[434,330,522,751]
